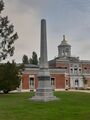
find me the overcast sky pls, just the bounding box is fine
[2,0,90,63]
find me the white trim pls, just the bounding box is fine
[29,75,35,91]
[51,77,56,89]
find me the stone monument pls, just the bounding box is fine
[31,19,58,101]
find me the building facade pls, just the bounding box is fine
[21,35,90,91]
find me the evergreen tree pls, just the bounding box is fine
[29,51,38,65]
[0,0,18,61]
[0,61,20,93]
[22,55,29,64]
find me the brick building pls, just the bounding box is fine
[21,35,90,91]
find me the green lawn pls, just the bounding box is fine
[0,91,90,120]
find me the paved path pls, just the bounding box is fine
[69,89,90,93]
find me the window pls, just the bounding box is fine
[66,48,69,52]
[75,65,77,67]
[75,79,79,88]
[66,80,68,85]
[84,67,87,73]
[74,68,77,70]
[79,69,81,73]
[84,67,87,69]
[30,77,34,86]
[65,67,67,69]
[75,80,79,85]
[71,68,73,73]
[51,78,55,86]
[74,68,78,74]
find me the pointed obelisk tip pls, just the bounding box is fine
[41,19,46,23]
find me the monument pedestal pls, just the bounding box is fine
[31,69,58,102]
[31,87,58,102]
[31,94,58,102]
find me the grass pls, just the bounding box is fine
[0,91,90,120]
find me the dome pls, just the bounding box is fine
[58,35,71,47]
[58,35,71,57]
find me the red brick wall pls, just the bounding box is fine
[51,74,65,89]
[22,74,29,89]
[22,73,65,89]
[82,64,90,73]
[22,74,39,89]
[56,63,69,73]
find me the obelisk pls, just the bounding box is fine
[31,19,58,101]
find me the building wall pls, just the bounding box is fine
[22,74,29,89]
[21,57,90,90]
[22,72,66,90]
[51,74,65,89]
[49,59,90,89]
[21,61,90,90]
[87,78,90,87]
[22,74,38,90]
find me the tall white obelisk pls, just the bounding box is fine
[31,19,58,101]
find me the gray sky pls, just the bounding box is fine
[2,0,90,63]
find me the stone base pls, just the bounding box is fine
[30,88,59,102]
[30,95,59,102]
[30,75,59,102]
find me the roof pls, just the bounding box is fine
[24,64,39,68]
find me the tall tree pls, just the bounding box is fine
[22,54,29,64]
[30,51,38,65]
[0,61,20,93]
[0,0,18,61]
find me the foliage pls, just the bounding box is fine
[22,52,38,65]
[0,61,20,93]
[29,51,38,65]
[22,54,29,64]
[18,63,25,71]
[82,75,87,84]
[0,0,18,61]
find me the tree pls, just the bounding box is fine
[29,51,38,65]
[0,0,18,61]
[82,75,87,89]
[22,55,29,64]
[0,61,20,93]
